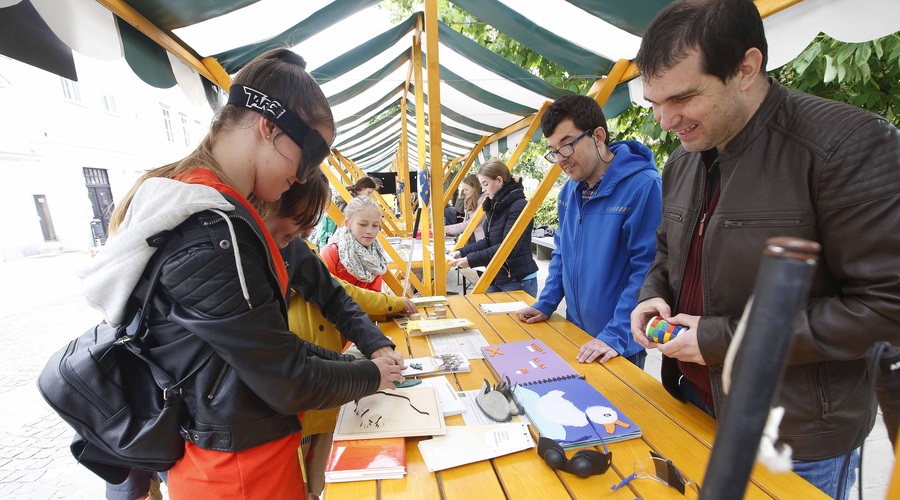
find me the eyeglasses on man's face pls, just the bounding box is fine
[544,128,594,163]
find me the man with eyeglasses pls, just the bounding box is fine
[516,94,662,368]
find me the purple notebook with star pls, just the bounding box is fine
[480,339,580,386]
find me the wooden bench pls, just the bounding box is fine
[531,236,555,260]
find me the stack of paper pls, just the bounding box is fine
[406,318,475,337]
[410,296,449,307]
[480,301,529,315]
[324,437,406,482]
[418,376,466,416]
[418,423,534,472]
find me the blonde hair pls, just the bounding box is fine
[461,174,482,212]
[478,158,512,182]
[343,195,381,222]
[109,48,333,233]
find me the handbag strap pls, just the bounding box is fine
[118,227,217,394]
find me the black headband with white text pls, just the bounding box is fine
[227,84,330,179]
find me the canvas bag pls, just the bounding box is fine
[37,231,212,484]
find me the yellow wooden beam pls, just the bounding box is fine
[452,205,485,252]
[444,136,488,208]
[331,150,401,236]
[506,102,549,171]
[591,59,633,108]
[755,0,804,18]
[425,0,447,295]
[96,0,231,90]
[399,41,416,236]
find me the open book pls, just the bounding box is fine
[482,339,641,449]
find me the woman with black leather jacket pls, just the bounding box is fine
[81,49,404,499]
[448,158,539,296]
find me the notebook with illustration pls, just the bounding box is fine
[324,437,406,483]
[482,339,641,449]
[480,339,579,385]
[514,377,641,448]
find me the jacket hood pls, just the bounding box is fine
[596,140,658,197]
[483,177,525,213]
[77,178,234,326]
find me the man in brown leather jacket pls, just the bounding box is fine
[629,1,900,498]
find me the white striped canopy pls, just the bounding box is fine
[1,0,898,172]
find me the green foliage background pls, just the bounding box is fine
[382,2,900,227]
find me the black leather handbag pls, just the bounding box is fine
[37,232,212,484]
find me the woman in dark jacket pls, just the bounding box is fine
[90,49,403,499]
[449,158,539,296]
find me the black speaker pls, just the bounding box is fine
[368,172,396,194]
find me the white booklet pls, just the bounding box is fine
[418,423,535,472]
[418,376,465,416]
[480,301,528,315]
[426,329,490,359]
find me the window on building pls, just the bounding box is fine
[161,106,174,143]
[101,93,117,113]
[60,78,81,101]
[180,113,191,146]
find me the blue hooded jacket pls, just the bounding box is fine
[533,140,662,358]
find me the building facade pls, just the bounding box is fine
[0,52,213,260]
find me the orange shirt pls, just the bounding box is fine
[171,169,302,498]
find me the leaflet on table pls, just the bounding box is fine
[418,423,534,472]
[514,377,641,449]
[418,376,465,416]
[480,301,529,315]
[401,354,470,377]
[426,330,489,359]
[457,389,528,427]
[406,318,475,337]
[324,437,406,483]
[410,296,449,307]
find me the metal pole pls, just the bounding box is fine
[700,237,820,499]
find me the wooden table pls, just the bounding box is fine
[324,292,829,499]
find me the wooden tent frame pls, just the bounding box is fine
[95,0,805,297]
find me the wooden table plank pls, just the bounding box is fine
[324,294,829,499]
[504,290,828,499]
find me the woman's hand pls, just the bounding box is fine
[371,357,404,391]
[449,257,470,269]
[402,298,419,315]
[448,250,461,259]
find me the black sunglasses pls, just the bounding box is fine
[537,431,611,478]
[227,84,331,181]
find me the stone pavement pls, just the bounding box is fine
[0,250,894,499]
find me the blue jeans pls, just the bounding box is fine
[624,349,647,369]
[679,377,716,418]
[487,277,538,298]
[792,450,859,500]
